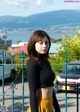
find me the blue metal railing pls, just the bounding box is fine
[0,51,27,112]
[0,50,80,112]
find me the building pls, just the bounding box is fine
[8,42,28,55]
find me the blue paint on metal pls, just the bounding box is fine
[1,51,5,105]
[19,51,26,112]
[10,82,16,112]
[64,50,68,112]
[0,50,80,112]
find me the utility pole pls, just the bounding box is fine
[3,28,7,51]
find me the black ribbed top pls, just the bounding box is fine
[27,54,60,112]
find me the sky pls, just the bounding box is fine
[0,0,80,17]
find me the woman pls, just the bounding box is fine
[27,30,61,112]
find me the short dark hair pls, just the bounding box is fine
[27,30,51,60]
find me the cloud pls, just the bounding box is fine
[5,0,29,9]
[36,0,54,6]
[36,0,44,6]
[5,0,54,8]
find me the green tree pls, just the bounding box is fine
[49,32,80,76]
[60,32,80,61]
[50,37,62,43]
[17,40,22,44]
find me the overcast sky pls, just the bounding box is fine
[0,0,80,16]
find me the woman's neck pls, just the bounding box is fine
[36,53,46,60]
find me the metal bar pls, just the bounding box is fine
[12,88,14,112]
[76,84,79,112]
[2,51,5,105]
[64,50,68,112]
[21,52,25,112]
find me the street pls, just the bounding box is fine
[0,81,80,112]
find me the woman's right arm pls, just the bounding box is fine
[52,90,61,112]
[27,60,39,112]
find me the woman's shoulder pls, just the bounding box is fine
[27,59,39,67]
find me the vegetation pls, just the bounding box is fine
[50,37,62,43]
[17,40,22,44]
[13,52,28,81]
[48,32,80,75]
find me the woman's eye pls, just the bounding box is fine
[45,42,48,45]
[38,41,49,45]
[39,42,43,44]
[45,41,49,45]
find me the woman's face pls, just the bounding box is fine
[35,37,49,54]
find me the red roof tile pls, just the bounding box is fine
[8,44,27,55]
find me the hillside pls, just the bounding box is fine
[0,10,80,29]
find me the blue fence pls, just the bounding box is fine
[0,51,29,112]
[0,50,80,112]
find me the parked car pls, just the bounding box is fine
[56,61,80,92]
[0,55,16,81]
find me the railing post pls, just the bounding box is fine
[10,82,16,112]
[64,49,68,112]
[76,83,79,112]
[19,51,26,112]
[1,51,5,105]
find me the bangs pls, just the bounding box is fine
[36,36,48,42]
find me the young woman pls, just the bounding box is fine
[27,30,61,112]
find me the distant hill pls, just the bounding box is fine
[0,10,80,29]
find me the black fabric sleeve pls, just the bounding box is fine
[27,60,39,112]
[52,90,61,112]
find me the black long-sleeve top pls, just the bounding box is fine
[27,55,60,112]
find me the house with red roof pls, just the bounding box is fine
[8,42,28,55]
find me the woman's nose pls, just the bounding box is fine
[43,43,46,47]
